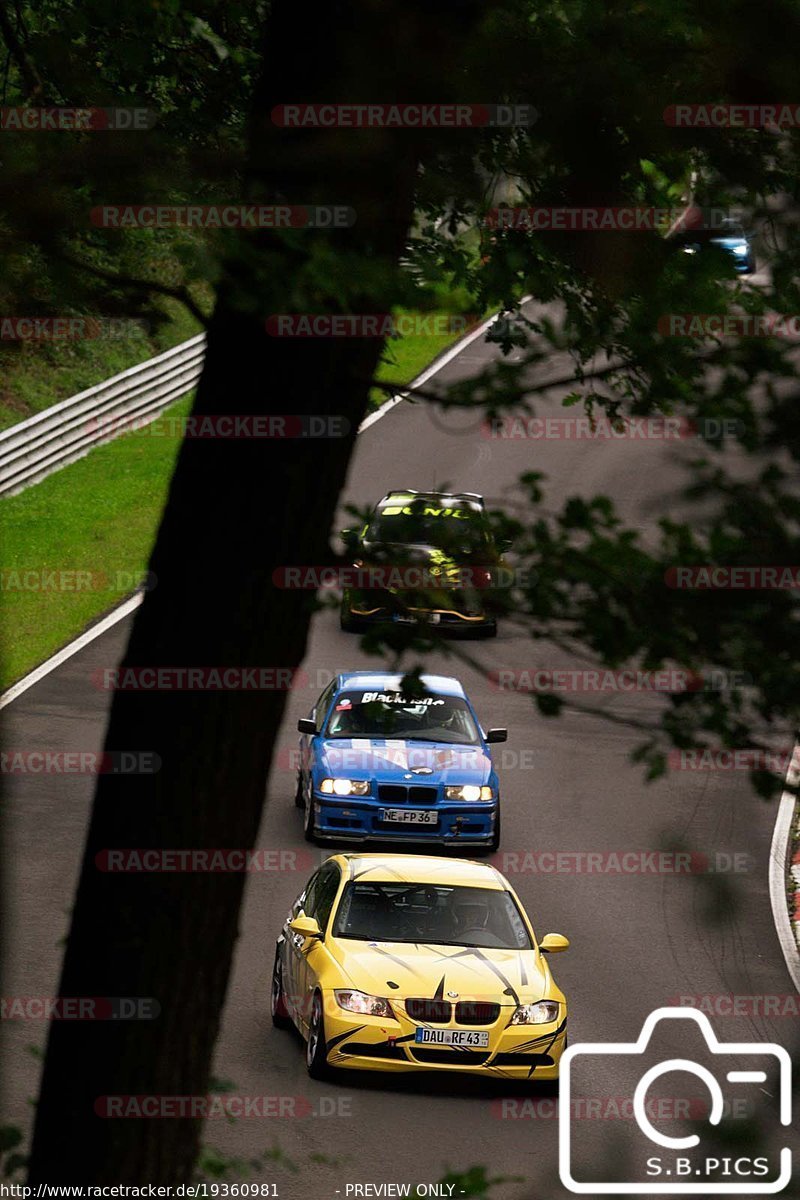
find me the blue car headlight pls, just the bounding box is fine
[320,778,370,796]
[444,785,494,802]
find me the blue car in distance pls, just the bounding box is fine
[670,219,756,274]
[295,672,507,850]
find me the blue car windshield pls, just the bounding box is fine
[332,882,533,950]
[325,690,480,744]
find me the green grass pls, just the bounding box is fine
[370,311,473,408]
[0,312,469,689]
[0,299,204,431]
[1,395,190,688]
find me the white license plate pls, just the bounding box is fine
[415,1028,490,1047]
[381,808,437,825]
[393,612,440,625]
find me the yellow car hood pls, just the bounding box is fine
[326,938,548,1004]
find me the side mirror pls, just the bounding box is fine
[289,915,323,945]
[540,933,569,954]
[340,527,359,550]
[297,717,317,735]
[485,728,507,744]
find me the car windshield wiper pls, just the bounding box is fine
[400,735,476,744]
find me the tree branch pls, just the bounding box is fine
[55,251,211,329]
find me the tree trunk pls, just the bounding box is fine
[28,0,486,1182]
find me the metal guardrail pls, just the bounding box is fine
[0,333,206,497]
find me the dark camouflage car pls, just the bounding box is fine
[339,490,508,637]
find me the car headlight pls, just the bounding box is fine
[320,778,369,796]
[510,1000,561,1025]
[444,785,493,802]
[334,989,394,1018]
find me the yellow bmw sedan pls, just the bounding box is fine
[270,853,569,1081]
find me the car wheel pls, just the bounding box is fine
[294,771,305,809]
[304,791,318,843]
[306,991,330,1079]
[270,947,291,1030]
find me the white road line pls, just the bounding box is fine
[0,309,505,710]
[359,310,501,433]
[768,742,800,991]
[0,593,143,712]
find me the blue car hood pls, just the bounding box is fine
[316,738,492,783]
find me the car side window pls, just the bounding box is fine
[311,864,342,932]
[314,681,336,733]
[295,871,319,918]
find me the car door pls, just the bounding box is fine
[300,679,337,795]
[297,862,342,1032]
[284,870,319,1021]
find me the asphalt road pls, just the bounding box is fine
[2,314,798,1197]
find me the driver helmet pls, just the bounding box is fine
[452,893,490,930]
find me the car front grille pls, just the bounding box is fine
[339,1041,406,1060]
[406,998,451,1023]
[490,1052,555,1067]
[377,785,437,805]
[455,1001,500,1025]
[409,1048,490,1066]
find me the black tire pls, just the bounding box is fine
[294,771,305,809]
[304,790,318,843]
[533,1077,560,1097]
[270,947,291,1030]
[306,991,330,1079]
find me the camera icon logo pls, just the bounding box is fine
[559,1007,792,1194]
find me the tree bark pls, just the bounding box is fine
[28,0,486,1182]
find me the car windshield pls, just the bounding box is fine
[325,691,480,744]
[332,882,533,950]
[366,503,491,555]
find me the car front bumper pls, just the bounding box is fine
[310,794,498,844]
[321,996,566,1079]
[344,591,496,631]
